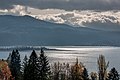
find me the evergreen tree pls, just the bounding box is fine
[108,67,120,80]
[24,50,39,80]
[7,53,12,62]
[82,67,89,80]
[21,55,28,80]
[39,48,51,80]
[7,53,12,67]
[8,50,21,80]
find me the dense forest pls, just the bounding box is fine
[0,48,119,80]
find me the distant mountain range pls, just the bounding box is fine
[31,10,120,31]
[0,15,120,46]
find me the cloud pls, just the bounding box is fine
[1,6,120,31]
[27,9,120,31]
[1,5,120,26]
[28,9,120,26]
[0,5,29,16]
[0,0,120,10]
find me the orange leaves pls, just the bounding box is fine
[0,60,13,80]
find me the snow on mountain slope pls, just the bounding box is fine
[0,15,120,46]
[0,5,120,31]
[30,10,120,31]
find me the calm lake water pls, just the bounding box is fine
[0,46,120,72]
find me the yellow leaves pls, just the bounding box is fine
[70,58,85,80]
[71,58,84,75]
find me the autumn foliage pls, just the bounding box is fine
[0,49,120,80]
[0,60,13,80]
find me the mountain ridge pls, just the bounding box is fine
[0,15,120,46]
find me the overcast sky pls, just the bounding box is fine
[0,0,120,10]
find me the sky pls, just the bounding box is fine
[0,0,120,10]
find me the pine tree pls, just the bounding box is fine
[24,50,39,80]
[39,48,51,80]
[82,67,89,80]
[7,53,12,67]
[7,53,12,62]
[108,67,120,80]
[8,50,21,80]
[21,55,28,80]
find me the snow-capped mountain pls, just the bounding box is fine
[0,15,120,46]
[0,5,120,31]
[30,10,120,31]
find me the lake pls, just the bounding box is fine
[0,46,120,73]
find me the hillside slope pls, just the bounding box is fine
[0,15,120,46]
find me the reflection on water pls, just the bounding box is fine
[0,46,120,72]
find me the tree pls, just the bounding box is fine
[8,50,21,80]
[97,55,109,80]
[23,49,51,80]
[7,53,12,64]
[52,62,60,80]
[70,58,84,80]
[108,67,120,80]
[82,67,89,80]
[21,55,28,73]
[24,50,39,80]
[90,72,97,80]
[21,55,28,80]
[0,60,13,80]
[51,62,71,80]
[39,48,51,80]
